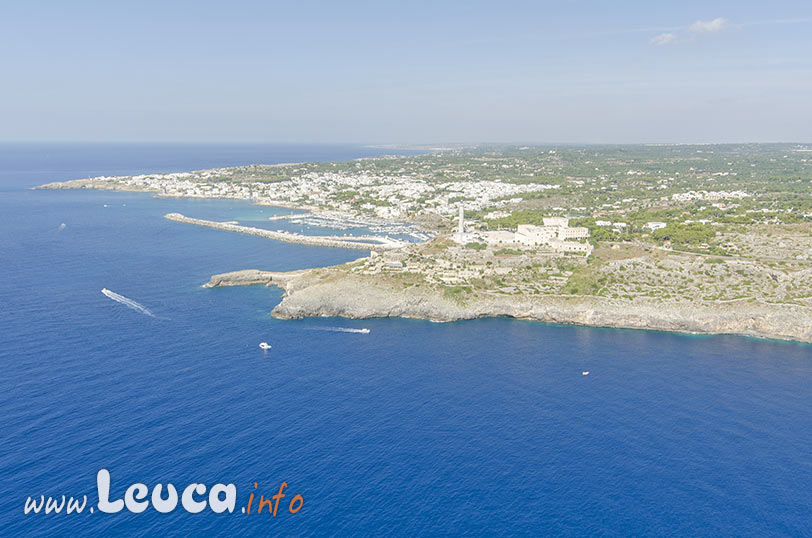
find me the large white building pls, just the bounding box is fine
[513,221,589,244]
[515,224,558,245]
[479,216,591,254]
[558,226,590,240]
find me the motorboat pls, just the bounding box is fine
[259,342,272,350]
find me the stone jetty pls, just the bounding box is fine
[164,213,406,251]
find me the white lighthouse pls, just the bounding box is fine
[452,205,475,244]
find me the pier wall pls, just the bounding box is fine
[164,213,402,250]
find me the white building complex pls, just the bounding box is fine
[454,213,592,254]
[510,218,590,253]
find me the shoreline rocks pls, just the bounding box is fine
[204,269,307,288]
[211,267,812,344]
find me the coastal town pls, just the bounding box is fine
[49,160,561,221]
[38,144,812,342]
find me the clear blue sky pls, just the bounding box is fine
[2,1,811,143]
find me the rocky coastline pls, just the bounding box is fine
[205,268,812,344]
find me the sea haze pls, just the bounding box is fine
[1,144,811,537]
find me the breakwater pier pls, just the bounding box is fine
[164,213,406,251]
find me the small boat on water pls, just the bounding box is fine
[259,342,272,350]
[582,371,590,376]
[359,328,371,334]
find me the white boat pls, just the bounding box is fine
[582,371,589,376]
[359,328,371,334]
[259,342,272,350]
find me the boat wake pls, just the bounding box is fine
[101,288,156,318]
[307,327,370,334]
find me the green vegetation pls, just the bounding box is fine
[651,223,716,246]
[494,248,524,255]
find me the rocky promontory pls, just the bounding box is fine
[206,265,812,344]
[204,269,306,288]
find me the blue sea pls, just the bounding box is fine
[2,143,812,537]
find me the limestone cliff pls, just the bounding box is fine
[206,268,812,344]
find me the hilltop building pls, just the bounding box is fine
[477,215,592,254]
[512,218,589,245]
[449,207,590,254]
